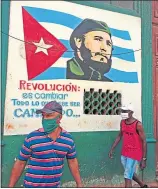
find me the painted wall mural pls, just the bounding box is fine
[4,1,142,135]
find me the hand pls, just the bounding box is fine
[108,150,114,159]
[140,160,146,170]
[76,183,83,187]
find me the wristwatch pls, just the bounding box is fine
[143,157,147,161]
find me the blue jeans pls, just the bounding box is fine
[121,155,139,180]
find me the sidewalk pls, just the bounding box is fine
[133,181,158,188]
[92,181,158,188]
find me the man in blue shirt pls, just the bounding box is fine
[8,101,82,188]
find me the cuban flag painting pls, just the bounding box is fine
[21,3,140,83]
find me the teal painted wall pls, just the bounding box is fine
[1,1,156,187]
[2,133,155,187]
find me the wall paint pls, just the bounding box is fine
[4,1,141,135]
[1,134,155,187]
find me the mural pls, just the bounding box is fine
[4,1,141,135]
[66,19,113,81]
[22,5,139,83]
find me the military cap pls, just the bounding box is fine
[70,18,111,50]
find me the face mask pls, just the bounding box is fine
[121,113,129,120]
[42,115,60,134]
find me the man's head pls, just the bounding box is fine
[120,103,134,120]
[36,101,62,133]
[70,19,113,73]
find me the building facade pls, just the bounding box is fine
[1,1,157,187]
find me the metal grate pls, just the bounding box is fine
[84,88,122,115]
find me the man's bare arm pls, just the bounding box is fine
[137,122,147,159]
[137,122,147,169]
[8,159,26,187]
[67,158,82,187]
[109,123,122,158]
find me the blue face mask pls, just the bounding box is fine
[42,115,60,134]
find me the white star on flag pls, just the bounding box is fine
[33,37,53,55]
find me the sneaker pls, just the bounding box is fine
[141,184,148,188]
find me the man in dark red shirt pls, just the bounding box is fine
[109,103,148,188]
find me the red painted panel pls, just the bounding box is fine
[152,0,158,24]
[152,0,158,178]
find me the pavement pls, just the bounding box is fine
[92,180,158,188]
[133,181,158,188]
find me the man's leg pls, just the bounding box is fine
[125,178,132,188]
[133,172,148,187]
[133,173,144,187]
[121,156,132,188]
[124,157,139,188]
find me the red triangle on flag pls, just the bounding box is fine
[22,8,67,80]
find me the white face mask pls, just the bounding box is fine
[121,113,129,120]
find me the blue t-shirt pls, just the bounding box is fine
[18,128,77,188]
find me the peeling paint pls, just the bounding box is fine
[19,43,26,59]
[19,124,28,128]
[5,123,14,130]
[106,121,112,128]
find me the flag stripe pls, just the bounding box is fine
[111,57,137,72]
[23,6,131,40]
[60,39,135,62]
[32,67,66,80]
[105,68,138,83]
[51,57,137,72]
[39,22,72,39]
[39,22,133,50]
[33,67,138,83]
[23,6,82,30]
[110,28,131,40]
[112,46,135,62]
